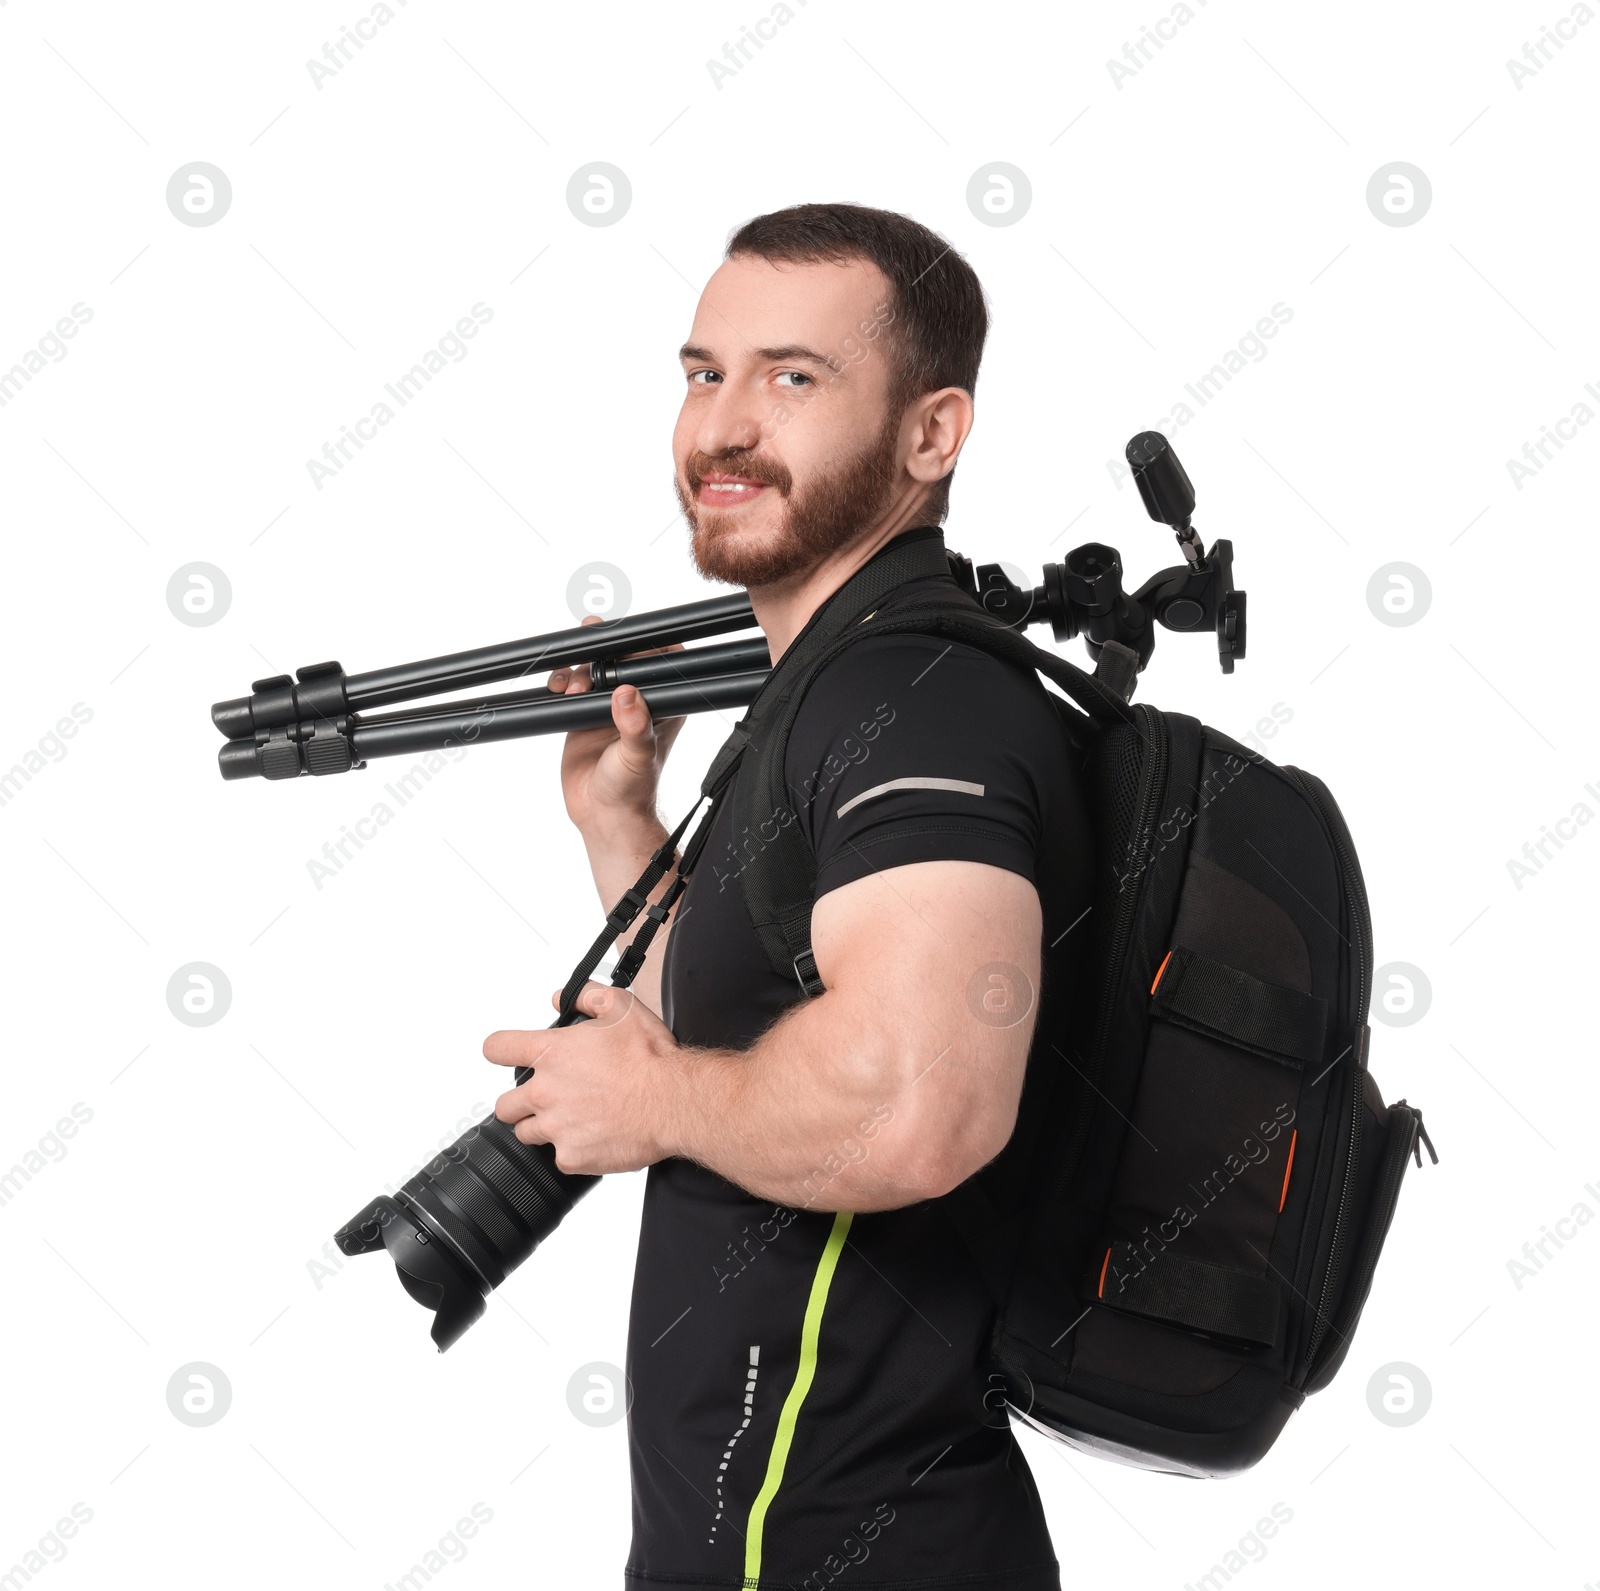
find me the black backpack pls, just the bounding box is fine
[716,531,1438,1478]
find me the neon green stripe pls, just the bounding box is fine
[742,1210,853,1588]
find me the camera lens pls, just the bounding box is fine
[335,1110,597,1351]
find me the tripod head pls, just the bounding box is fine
[209,433,1246,781]
[948,432,1245,698]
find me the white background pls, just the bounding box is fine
[1,0,1595,1586]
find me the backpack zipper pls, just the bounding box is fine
[1282,767,1373,1373]
[1303,1068,1362,1371]
[1284,768,1372,1021]
[1053,703,1167,1201]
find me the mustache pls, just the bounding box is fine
[684,450,792,495]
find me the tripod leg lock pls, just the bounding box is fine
[214,660,362,780]
[222,716,361,781]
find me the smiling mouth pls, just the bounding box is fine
[696,474,772,505]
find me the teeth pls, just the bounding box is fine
[706,481,757,491]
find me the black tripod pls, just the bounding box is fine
[210,432,1245,782]
[218,430,1249,1350]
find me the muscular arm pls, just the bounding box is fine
[487,857,1042,1211]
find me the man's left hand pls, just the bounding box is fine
[484,983,682,1176]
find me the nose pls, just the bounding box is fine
[693,377,765,460]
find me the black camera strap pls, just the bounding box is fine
[550,722,749,1029]
[548,527,963,1028]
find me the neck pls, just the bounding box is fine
[746,493,937,662]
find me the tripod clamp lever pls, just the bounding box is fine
[213,661,362,780]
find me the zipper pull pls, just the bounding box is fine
[1410,1106,1438,1167]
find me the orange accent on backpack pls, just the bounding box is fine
[1278,1130,1298,1213]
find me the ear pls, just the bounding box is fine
[900,386,975,489]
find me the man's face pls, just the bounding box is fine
[673,254,909,587]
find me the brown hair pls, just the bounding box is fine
[725,202,988,522]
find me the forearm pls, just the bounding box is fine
[656,992,994,1212]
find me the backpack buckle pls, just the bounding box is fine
[793,947,825,997]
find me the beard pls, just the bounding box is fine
[675,406,905,588]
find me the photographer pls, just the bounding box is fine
[485,204,1092,1590]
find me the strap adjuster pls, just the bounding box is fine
[792,947,824,998]
[605,887,649,933]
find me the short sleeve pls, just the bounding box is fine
[785,634,1057,899]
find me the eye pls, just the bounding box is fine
[687,368,722,386]
[774,371,813,388]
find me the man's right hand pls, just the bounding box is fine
[547,617,687,839]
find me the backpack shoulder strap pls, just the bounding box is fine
[732,580,1130,996]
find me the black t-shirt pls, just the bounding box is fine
[625,561,1093,1590]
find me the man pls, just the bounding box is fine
[485,203,1092,1589]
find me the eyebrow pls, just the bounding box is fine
[679,342,840,369]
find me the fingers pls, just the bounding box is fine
[547,617,604,696]
[550,981,632,1026]
[482,1030,552,1068]
[512,1115,552,1146]
[546,663,593,695]
[495,1084,551,1145]
[548,625,684,699]
[494,1083,538,1125]
[609,685,666,765]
